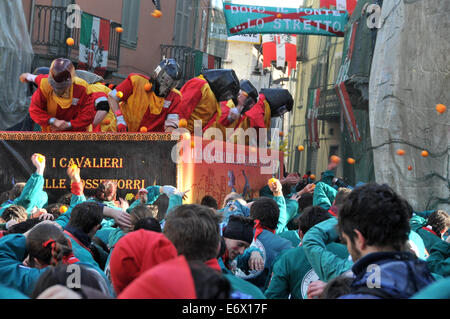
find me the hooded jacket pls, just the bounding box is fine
[109,229,178,295]
[118,255,197,299]
[339,251,435,299]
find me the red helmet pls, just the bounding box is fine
[49,58,75,94]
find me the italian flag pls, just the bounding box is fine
[79,12,110,74]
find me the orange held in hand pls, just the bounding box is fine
[298,145,305,151]
[421,150,429,157]
[178,118,188,128]
[151,9,162,18]
[144,83,152,91]
[347,157,356,165]
[36,153,45,163]
[116,91,124,99]
[115,27,123,33]
[330,155,341,164]
[436,104,446,114]
[66,37,74,46]
[268,178,278,187]
[59,205,68,214]
[70,164,78,170]
[396,149,405,156]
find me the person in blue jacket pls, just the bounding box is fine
[337,183,435,299]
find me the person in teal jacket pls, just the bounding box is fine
[0,221,114,297]
[426,240,450,277]
[410,210,449,254]
[235,194,293,292]
[0,153,48,221]
[411,277,450,299]
[265,206,349,299]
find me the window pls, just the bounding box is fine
[121,0,141,49]
[174,0,193,46]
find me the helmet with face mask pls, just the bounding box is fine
[153,58,181,98]
[239,79,258,114]
[202,69,240,103]
[260,88,293,117]
[48,58,75,96]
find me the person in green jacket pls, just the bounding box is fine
[426,240,450,277]
[265,206,349,299]
[410,210,450,254]
[0,221,114,297]
[0,153,49,222]
[411,277,450,299]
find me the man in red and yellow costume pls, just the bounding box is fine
[107,59,182,133]
[27,58,96,132]
[179,69,240,134]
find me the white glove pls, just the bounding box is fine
[227,107,241,122]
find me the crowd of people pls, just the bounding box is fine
[0,152,448,299]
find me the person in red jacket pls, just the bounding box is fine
[107,58,182,133]
[26,58,96,132]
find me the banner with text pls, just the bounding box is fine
[223,2,348,37]
[0,133,176,203]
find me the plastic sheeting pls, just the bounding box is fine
[0,1,34,130]
[369,0,450,211]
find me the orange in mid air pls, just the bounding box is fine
[347,157,356,165]
[115,27,123,33]
[408,165,413,171]
[116,91,124,99]
[140,126,148,132]
[144,83,152,92]
[421,150,429,157]
[297,145,305,152]
[66,37,74,46]
[309,174,316,180]
[396,149,406,156]
[152,9,162,18]
[436,104,446,114]
[59,205,68,214]
[330,155,341,164]
[178,119,188,128]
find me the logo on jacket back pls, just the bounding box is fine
[301,268,319,299]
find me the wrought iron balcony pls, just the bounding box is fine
[308,85,341,122]
[30,5,121,73]
[160,45,222,88]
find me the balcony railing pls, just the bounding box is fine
[308,85,341,121]
[30,5,121,73]
[160,45,222,88]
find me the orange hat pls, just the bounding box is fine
[109,230,178,295]
[118,255,196,299]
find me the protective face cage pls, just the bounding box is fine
[153,59,181,98]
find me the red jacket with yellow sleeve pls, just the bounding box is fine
[29,75,96,132]
[114,73,182,132]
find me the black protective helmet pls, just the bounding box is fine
[202,69,240,103]
[239,79,258,113]
[153,58,182,98]
[260,88,293,117]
